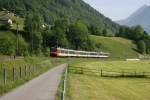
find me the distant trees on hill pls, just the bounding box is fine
[1,15,150,56]
[137,40,146,54]
[117,25,150,54]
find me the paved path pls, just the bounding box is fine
[0,64,67,100]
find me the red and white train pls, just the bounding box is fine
[50,47,109,58]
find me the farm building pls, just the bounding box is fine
[0,18,13,25]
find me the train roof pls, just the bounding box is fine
[57,48,110,54]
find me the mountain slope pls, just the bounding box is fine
[117,5,150,34]
[0,0,119,33]
[90,35,139,59]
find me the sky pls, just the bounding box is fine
[84,0,150,21]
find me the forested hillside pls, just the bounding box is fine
[0,0,150,57]
[0,0,119,34]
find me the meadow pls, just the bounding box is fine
[90,35,139,59]
[66,60,150,100]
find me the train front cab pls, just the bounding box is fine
[50,47,58,57]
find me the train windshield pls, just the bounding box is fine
[51,48,57,52]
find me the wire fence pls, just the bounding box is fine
[68,66,150,78]
[61,65,68,100]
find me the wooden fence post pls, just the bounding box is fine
[13,67,15,81]
[101,69,103,77]
[3,68,6,84]
[33,65,35,73]
[122,71,124,77]
[19,67,22,78]
[134,71,136,76]
[25,65,27,76]
[81,67,84,74]
[143,72,145,77]
[28,66,30,75]
[37,65,39,72]
[35,65,37,72]
[68,64,69,73]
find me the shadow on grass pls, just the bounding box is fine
[101,75,149,79]
[70,72,150,79]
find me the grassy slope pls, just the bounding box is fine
[67,60,150,100]
[90,35,139,59]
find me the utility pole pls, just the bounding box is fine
[16,21,19,56]
[31,32,34,54]
[13,9,25,56]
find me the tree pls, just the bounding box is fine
[144,38,150,54]
[24,13,43,54]
[24,13,43,40]
[18,35,28,56]
[54,19,69,31]
[0,32,15,55]
[67,20,89,50]
[137,40,146,54]
[89,24,102,36]
[131,26,144,41]
[51,27,68,48]
[42,19,69,49]
[102,29,113,37]
[117,26,127,37]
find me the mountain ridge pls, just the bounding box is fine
[117,5,150,34]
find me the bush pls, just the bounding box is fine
[103,29,114,37]
[0,24,11,30]
[137,40,146,54]
[0,32,16,55]
[42,47,50,57]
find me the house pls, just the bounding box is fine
[0,18,13,25]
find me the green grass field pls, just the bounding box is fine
[66,60,150,100]
[71,60,150,72]
[90,35,139,59]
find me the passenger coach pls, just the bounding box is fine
[50,47,109,58]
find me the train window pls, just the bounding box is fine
[83,52,87,55]
[68,51,75,54]
[75,52,79,55]
[61,50,65,54]
[64,50,68,54]
[79,52,82,55]
[90,53,93,55]
[51,48,57,52]
[80,52,84,55]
